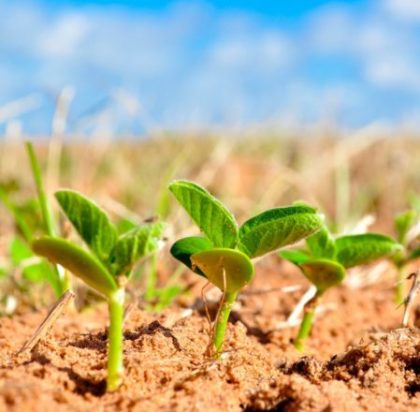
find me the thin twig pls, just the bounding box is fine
[287,285,317,325]
[17,290,75,355]
[401,270,420,328]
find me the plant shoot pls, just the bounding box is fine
[169,180,323,356]
[32,189,164,391]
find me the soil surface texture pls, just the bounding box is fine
[1,258,419,411]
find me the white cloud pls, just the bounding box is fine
[384,0,420,21]
[0,0,419,132]
[36,14,89,58]
[305,5,355,52]
[364,55,420,91]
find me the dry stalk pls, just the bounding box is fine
[401,270,420,328]
[17,290,75,355]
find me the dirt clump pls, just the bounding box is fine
[248,329,420,411]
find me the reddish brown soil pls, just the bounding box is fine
[1,257,419,411]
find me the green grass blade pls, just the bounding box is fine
[169,180,238,248]
[26,141,56,236]
[55,189,118,264]
[335,233,403,268]
[32,236,117,298]
[238,205,323,258]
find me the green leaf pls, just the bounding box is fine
[300,259,345,294]
[408,247,420,261]
[9,237,63,296]
[335,233,403,268]
[279,249,311,265]
[55,190,117,263]
[170,236,213,276]
[10,237,33,264]
[306,225,336,259]
[108,222,165,276]
[169,180,238,248]
[32,236,117,298]
[394,210,417,244]
[238,205,323,258]
[191,248,254,293]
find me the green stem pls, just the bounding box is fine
[107,288,125,391]
[395,265,405,305]
[213,291,237,356]
[294,292,320,352]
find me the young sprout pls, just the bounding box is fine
[392,210,420,304]
[169,180,323,356]
[32,190,164,391]
[281,225,403,351]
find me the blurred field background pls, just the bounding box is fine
[1,1,420,310]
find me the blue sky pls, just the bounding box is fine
[1,0,420,135]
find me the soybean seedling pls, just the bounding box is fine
[169,180,324,356]
[281,224,403,351]
[32,190,164,391]
[391,210,420,304]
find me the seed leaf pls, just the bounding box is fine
[169,180,238,248]
[238,205,323,258]
[170,236,213,275]
[108,222,165,276]
[394,210,417,244]
[10,237,62,296]
[335,233,403,268]
[32,236,117,298]
[306,225,336,259]
[191,248,254,293]
[55,190,117,263]
[280,249,311,265]
[300,259,345,294]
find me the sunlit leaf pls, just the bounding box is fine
[55,190,117,263]
[108,222,165,276]
[279,249,311,265]
[32,236,117,298]
[306,225,336,259]
[300,259,345,294]
[238,205,323,258]
[191,248,254,293]
[170,236,213,275]
[335,233,403,268]
[169,180,238,248]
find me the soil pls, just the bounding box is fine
[1,257,420,411]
